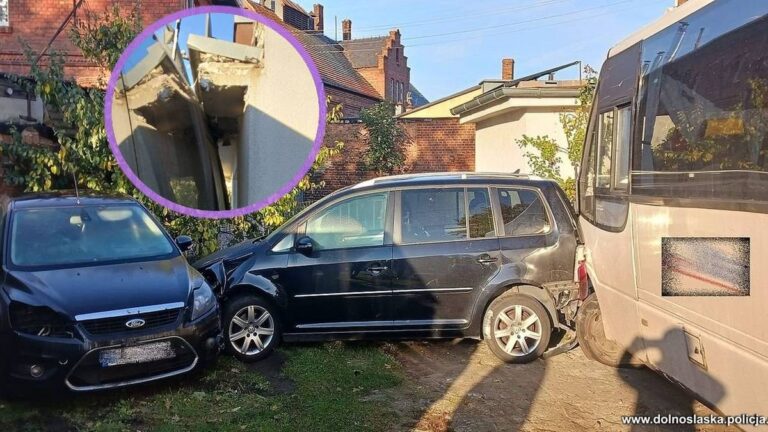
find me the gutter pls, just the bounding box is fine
[450,87,581,116]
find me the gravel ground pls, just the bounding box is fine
[385,340,735,432]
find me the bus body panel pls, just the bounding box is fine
[578,0,768,420]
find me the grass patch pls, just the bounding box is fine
[0,342,403,432]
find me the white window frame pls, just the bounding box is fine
[0,0,10,27]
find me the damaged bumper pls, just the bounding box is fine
[0,306,221,393]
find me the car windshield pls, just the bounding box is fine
[9,204,176,268]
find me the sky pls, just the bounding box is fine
[302,0,673,101]
[122,13,235,83]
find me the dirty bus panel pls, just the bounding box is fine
[577,0,768,420]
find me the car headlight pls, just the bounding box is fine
[190,281,217,321]
[9,302,75,338]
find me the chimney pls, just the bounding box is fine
[502,58,515,80]
[313,4,324,32]
[342,19,352,41]
[674,0,688,5]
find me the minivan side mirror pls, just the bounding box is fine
[176,235,194,252]
[295,236,314,255]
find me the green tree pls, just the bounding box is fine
[516,65,597,200]
[0,5,343,259]
[359,101,407,175]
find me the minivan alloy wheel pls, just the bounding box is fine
[228,305,274,355]
[494,304,542,356]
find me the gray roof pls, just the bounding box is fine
[451,61,582,116]
[339,36,388,68]
[292,31,381,100]
[409,83,429,107]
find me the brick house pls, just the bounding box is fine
[0,0,451,201]
[257,1,428,118]
[0,0,203,87]
[0,0,245,127]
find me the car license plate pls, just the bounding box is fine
[99,341,176,367]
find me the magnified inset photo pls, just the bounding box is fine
[106,7,325,217]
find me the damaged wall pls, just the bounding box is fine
[111,16,321,210]
[236,20,319,207]
[111,42,225,211]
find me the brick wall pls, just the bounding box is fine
[0,0,187,86]
[310,117,475,199]
[326,86,380,119]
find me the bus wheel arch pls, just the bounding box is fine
[575,293,641,367]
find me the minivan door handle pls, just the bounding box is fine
[367,265,389,275]
[476,254,498,265]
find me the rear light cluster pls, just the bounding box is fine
[9,302,76,338]
[574,245,589,300]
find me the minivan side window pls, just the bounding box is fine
[467,188,495,238]
[305,193,388,250]
[271,233,294,253]
[400,188,466,244]
[497,189,550,236]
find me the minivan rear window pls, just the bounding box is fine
[497,189,551,236]
[467,188,495,238]
[401,188,466,244]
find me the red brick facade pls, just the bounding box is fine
[311,118,475,199]
[355,30,410,106]
[325,86,381,119]
[0,0,188,86]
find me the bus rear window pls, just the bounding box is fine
[633,5,768,204]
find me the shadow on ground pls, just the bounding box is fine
[385,339,733,432]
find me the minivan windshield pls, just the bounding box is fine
[9,204,176,268]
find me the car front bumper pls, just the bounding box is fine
[0,305,221,392]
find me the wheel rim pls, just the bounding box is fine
[493,304,542,357]
[229,305,274,356]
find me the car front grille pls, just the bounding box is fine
[80,309,182,335]
[65,337,198,391]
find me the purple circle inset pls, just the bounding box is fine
[105,5,327,219]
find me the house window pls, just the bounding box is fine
[390,78,395,101]
[0,0,9,27]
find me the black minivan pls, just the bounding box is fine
[196,173,582,363]
[0,192,221,393]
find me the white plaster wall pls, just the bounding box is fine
[475,107,576,179]
[237,24,320,207]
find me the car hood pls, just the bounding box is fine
[193,238,263,270]
[3,256,196,319]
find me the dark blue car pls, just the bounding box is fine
[196,173,583,364]
[0,192,221,393]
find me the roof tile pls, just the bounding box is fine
[292,31,381,100]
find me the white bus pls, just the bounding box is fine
[575,0,768,420]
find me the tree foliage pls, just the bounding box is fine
[516,65,597,200]
[0,5,343,259]
[359,101,407,176]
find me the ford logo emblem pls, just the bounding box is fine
[125,318,146,329]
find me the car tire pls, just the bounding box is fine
[483,293,551,363]
[575,293,641,367]
[222,295,281,363]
